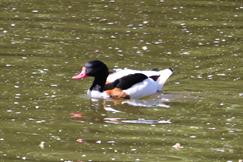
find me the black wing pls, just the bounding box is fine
[104,73,148,90]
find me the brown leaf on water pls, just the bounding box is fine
[70,112,83,119]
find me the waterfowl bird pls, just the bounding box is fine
[72,60,173,99]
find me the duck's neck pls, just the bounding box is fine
[90,73,108,92]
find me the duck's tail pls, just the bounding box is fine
[156,68,174,91]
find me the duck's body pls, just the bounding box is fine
[72,60,173,99]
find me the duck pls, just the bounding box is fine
[72,60,173,99]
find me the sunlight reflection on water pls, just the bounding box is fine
[1,0,243,161]
[104,117,171,125]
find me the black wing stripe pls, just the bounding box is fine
[104,73,148,90]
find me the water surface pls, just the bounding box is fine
[1,0,243,162]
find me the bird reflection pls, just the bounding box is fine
[86,93,172,125]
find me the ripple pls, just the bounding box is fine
[122,98,170,108]
[104,118,171,125]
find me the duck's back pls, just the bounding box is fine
[123,78,158,98]
[107,69,161,83]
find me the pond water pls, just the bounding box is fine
[1,0,243,161]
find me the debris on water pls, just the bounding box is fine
[190,135,197,139]
[70,112,83,119]
[208,127,216,130]
[76,138,84,144]
[172,143,183,150]
[36,120,46,124]
[107,140,116,144]
[50,84,58,87]
[32,10,39,13]
[14,102,19,105]
[216,73,226,76]
[142,46,148,51]
[15,93,21,99]
[39,141,45,149]
[131,148,136,151]
[5,64,12,67]
[143,20,149,24]
[22,157,27,160]
[96,140,102,144]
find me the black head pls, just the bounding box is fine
[72,60,109,92]
[72,60,109,80]
[84,60,109,77]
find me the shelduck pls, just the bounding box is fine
[72,60,173,99]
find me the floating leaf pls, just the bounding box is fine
[172,143,183,150]
[70,112,83,119]
[76,138,84,144]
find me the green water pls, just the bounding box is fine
[1,0,243,161]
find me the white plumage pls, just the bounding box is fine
[107,68,173,98]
